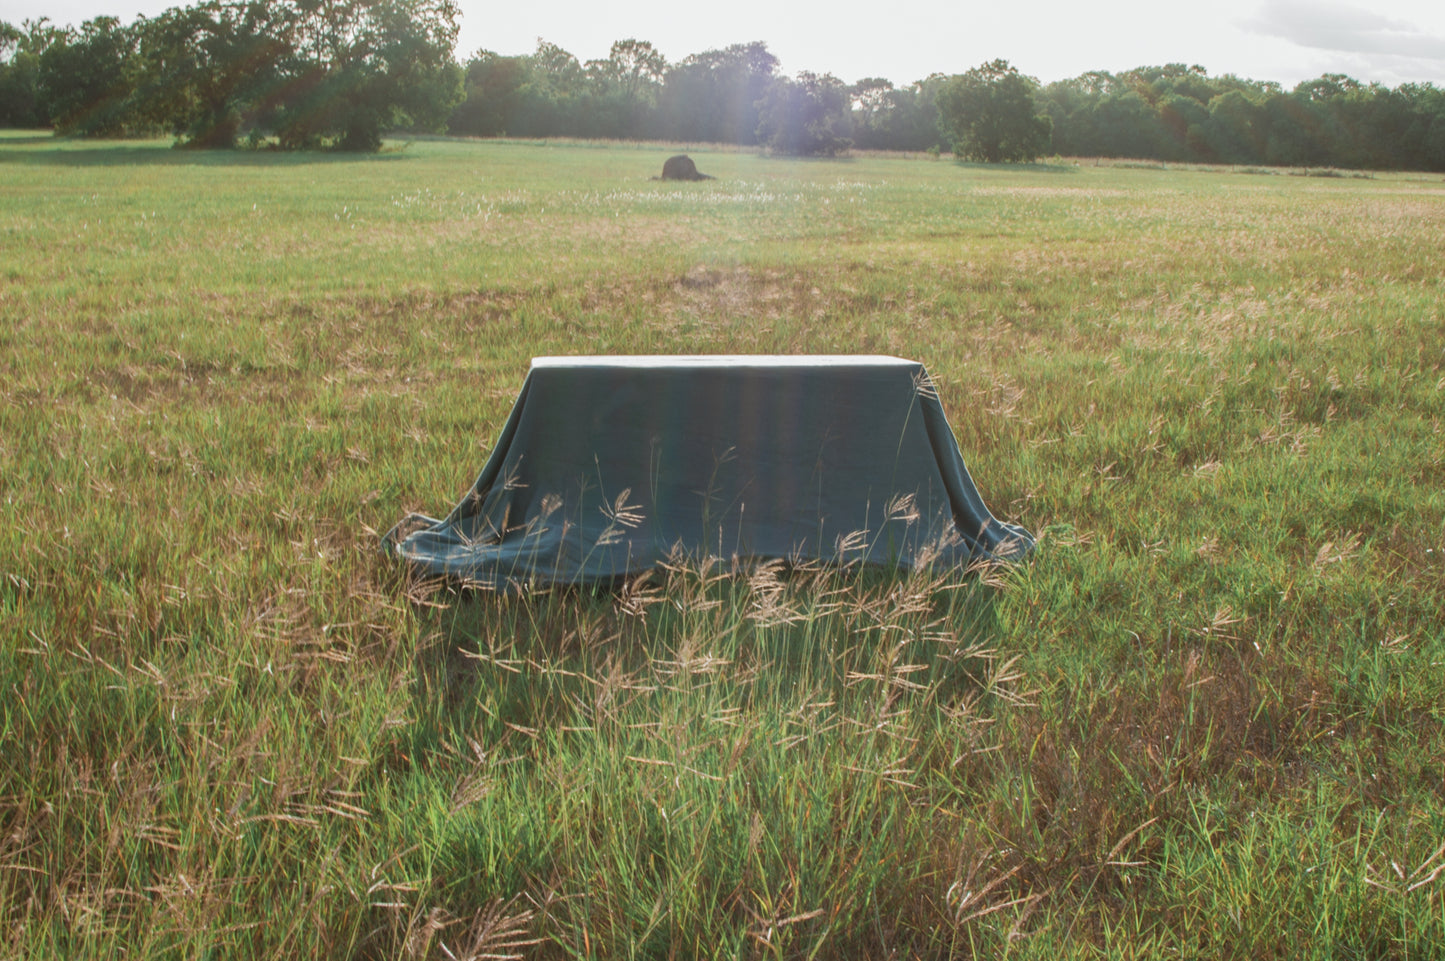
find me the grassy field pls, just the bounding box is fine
[1,130,1443,958]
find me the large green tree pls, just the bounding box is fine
[850,76,948,151]
[132,1,292,147]
[11,0,460,149]
[756,70,852,155]
[0,19,63,126]
[936,59,1051,162]
[448,49,526,137]
[38,16,148,135]
[276,0,461,150]
[509,38,587,137]
[586,38,665,138]
[657,41,778,145]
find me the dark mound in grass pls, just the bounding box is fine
[659,154,713,181]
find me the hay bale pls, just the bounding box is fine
[659,155,713,181]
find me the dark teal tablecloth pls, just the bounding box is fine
[385,355,1033,588]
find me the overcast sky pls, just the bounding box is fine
[12,0,1445,89]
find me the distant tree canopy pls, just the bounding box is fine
[3,15,1444,169]
[38,15,142,137]
[756,71,852,155]
[655,41,778,145]
[936,60,1052,162]
[3,0,460,149]
[0,20,56,127]
[1042,64,1445,171]
[848,75,945,151]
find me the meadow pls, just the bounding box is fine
[1,131,1443,958]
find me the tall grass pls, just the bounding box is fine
[1,131,1442,957]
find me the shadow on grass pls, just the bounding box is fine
[760,152,857,163]
[0,135,411,168]
[951,159,1079,174]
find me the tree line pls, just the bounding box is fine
[3,4,1444,171]
[0,1,461,151]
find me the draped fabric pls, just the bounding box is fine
[384,356,1033,588]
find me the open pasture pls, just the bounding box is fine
[1,133,1443,958]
